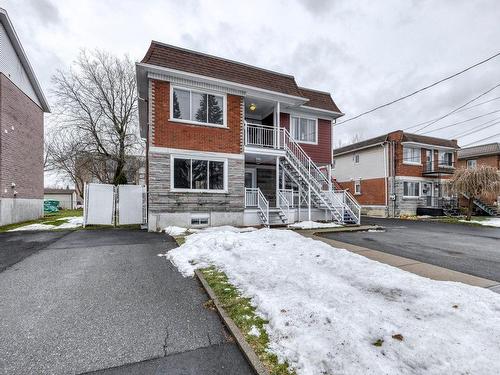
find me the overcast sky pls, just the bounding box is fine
[2,0,500,184]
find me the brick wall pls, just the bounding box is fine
[280,113,332,165]
[457,155,500,170]
[0,74,43,199]
[338,177,386,205]
[151,80,243,154]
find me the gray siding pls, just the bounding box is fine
[148,151,245,213]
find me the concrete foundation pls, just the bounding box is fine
[149,211,244,232]
[361,205,388,217]
[0,198,43,226]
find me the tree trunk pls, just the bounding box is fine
[466,197,474,221]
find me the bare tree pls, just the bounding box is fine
[50,49,143,185]
[449,166,500,220]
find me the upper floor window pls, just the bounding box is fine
[172,87,225,126]
[172,156,226,192]
[290,116,317,144]
[354,154,360,164]
[467,159,477,169]
[439,151,454,167]
[403,146,421,164]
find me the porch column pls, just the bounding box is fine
[276,156,280,208]
[275,102,281,148]
[327,165,332,192]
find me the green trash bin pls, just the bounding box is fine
[44,200,60,213]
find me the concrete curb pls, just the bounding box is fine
[195,269,270,375]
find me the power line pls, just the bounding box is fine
[412,82,500,133]
[455,119,500,139]
[403,95,500,131]
[453,117,500,138]
[421,109,500,134]
[334,50,500,127]
[461,131,500,147]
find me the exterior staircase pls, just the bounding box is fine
[472,197,498,216]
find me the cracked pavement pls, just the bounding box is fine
[0,229,253,374]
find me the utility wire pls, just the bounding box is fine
[421,109,500,134]
[403,96,500,131]
[334,50,500,127]
[412,82,500,133]
[454,119,500,138]
[461,131,500,147]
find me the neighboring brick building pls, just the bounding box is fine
[136,41,360,229]
[457,143,500,211]
[0,8,50,225]
[333,130,459,217]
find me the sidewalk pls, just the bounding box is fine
[298,228,500,293]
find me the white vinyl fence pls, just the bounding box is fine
[83,183,146,227]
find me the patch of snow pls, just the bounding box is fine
[166,227,500,375]
[201,225,257,233]
[248,325,260,337]
[288,221,342,229]
[164,226,188,236]
[462,218,500,227]
[8,224,56,231]
[8,216,83,231]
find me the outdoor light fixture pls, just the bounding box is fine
[249,103,256,111]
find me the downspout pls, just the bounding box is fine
[381,142,388,216]
[391,140,396,218]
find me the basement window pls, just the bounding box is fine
[191,214,209,226]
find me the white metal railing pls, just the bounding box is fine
[257,188,269,226]
[279,189,294,208]
[245,187,258,207]
[278,190,291,223]
[245,122,278,148]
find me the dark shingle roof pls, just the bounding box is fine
[299,87,342,113]
[141,42,341,112]
[401,133,457,148]
[458,143,500,159]
[334,131,458,156]
[44,188,75,194]
[334,134,389,155]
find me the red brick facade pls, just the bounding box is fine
[0,74,44,199]
[151,80,243,154]
[280,113,332,165]
[339,178,386,205]
[457,155,500,170]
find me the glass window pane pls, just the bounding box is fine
[209,161,224,190]
[192,159,208,189]
[208,95,224,124]
[173,89,190,120]
[192,92,207,123]
[307,119,315,142]
[174,158,191,188]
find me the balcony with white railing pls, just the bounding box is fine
[244,122,284,151]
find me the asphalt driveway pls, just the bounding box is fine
[321,217,500,282]
[0,229,253,375]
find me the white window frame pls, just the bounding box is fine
[191,213,210,226]
[354,180,361,195]
[403,181,421,198]
[438,150,454,167]
[467,159,477,169]
[170,85,228,128]
[170,154,228,193]
[403,146,421,165]
[290,115,318,145]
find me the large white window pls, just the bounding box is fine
[290,116,317,144]
[172,87,225,126]
[439,151,454,167]
[403,181,420,197]
[403,146,421,164]
[172,157,226,192]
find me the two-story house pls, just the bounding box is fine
[457,142,500,215]
[0,8,50,225]
[333,130,459,217]
[136,41,360,230]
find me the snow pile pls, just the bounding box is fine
[288,221,342,229]
[9,216,83,231]
[167,227,500,375]
[462,217,500,227]
[201,225,257,233]
[164,226,188,236]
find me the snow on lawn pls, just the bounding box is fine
[164,226,189,236]
[167,227,500,375]
[288,220,342,229]
[9,216,83,231]
[462,217,500,227]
